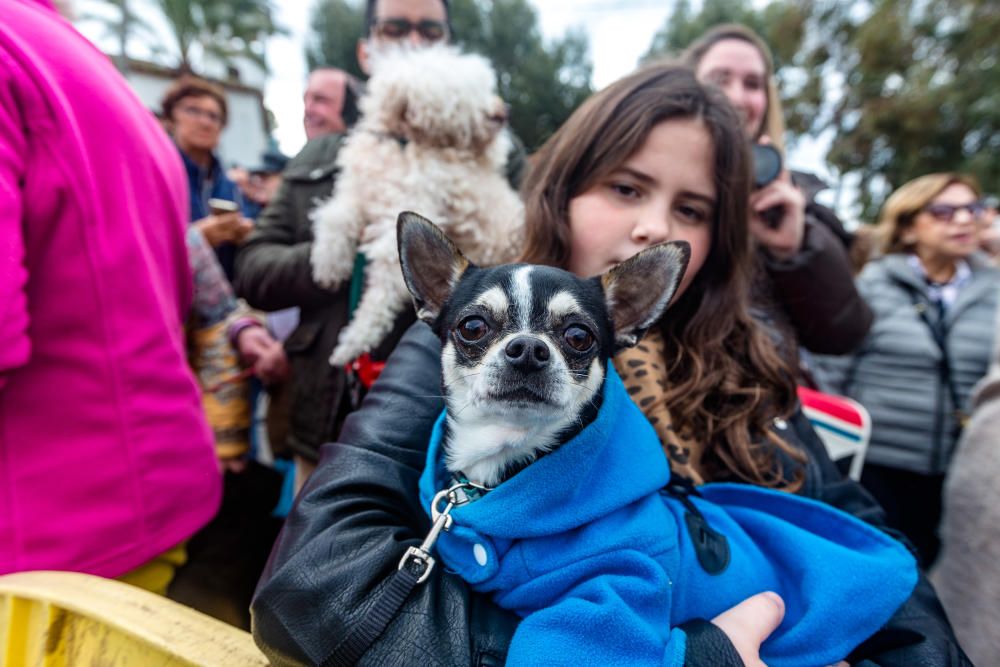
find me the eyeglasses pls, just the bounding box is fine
[373,18,448,42]
[178,105,223,125]
[922,201,986,223]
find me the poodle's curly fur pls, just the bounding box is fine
[310,45,525,366]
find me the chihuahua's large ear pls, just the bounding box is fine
[398,211,470,324]
[601,241,691,350]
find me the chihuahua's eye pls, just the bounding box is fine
[457,316,489,343]
[563,325,595,352]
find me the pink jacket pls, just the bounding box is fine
[0,0,221,577]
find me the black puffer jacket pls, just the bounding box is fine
[251,323,970,667]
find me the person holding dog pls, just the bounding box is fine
[683,24,872,376]
[234,0,525,492]
[251,63,968,666]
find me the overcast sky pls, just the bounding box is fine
[263,1,673,156]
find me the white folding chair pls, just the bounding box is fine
[798,386,872,481]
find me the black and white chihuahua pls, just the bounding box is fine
[398,211,690,487]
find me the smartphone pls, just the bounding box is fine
[208,198,239,215]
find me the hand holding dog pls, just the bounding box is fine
[711,591,785,667]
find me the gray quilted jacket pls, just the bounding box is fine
[822,252,1000,475]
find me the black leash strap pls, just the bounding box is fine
[324,563,424,667]
[322,482,489,666]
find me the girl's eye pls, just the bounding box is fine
[563,325,595,352]
[744,77,764,91]
[611,183,641,199]
[677,204,709,223]
[457,316,489,343]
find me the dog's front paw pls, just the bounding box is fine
[310,241,346,288]
[329,340,360,367]
[309,196,363,288]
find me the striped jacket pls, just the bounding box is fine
[823,252,1000,475]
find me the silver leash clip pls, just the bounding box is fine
[397,481,490,584]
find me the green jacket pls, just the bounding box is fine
[234,132,525,461]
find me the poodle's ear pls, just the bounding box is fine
[600,241,690,350]
[398,211,470,324]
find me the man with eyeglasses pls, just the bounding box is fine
[235,0,524,492]
[161,76,252,281]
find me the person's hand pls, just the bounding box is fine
[221,457,249,474]
[750,168,807,261]
[195,212,254,247]
[236,325,289,385]
[749,136,806,261]
[711,591,785,667]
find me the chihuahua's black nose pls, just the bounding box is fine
[505,336,550,371]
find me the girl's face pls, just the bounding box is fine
[567,118,715,300]
[904,183,982,262]
[695,39,768,139]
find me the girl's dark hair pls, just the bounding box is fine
[521,62,804,490]
[160,75,228,126]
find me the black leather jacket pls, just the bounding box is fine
[251,323,971,666]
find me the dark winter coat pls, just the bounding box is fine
[250,323,971,667]
[754,202,874,358]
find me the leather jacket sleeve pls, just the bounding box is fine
[251,322,970,666]
[251,322,518,666]
[762,214,873,356]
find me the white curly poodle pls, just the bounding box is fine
[310,45,525,367]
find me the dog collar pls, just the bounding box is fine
[449,473,492,503]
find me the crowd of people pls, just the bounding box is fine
[3,0,998,665]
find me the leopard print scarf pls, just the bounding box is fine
[613,328,706,484]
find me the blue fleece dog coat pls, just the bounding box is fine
[420,368,917,667]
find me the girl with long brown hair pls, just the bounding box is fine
[252,63,967,666]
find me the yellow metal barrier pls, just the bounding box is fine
[0,571,268,666]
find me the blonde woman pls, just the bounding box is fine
[825,173,1000,565]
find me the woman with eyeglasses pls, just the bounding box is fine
[822,173,1000,567]
[161,75,252,282]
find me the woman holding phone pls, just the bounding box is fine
[161,76,253,282]
[683,24,872,368]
